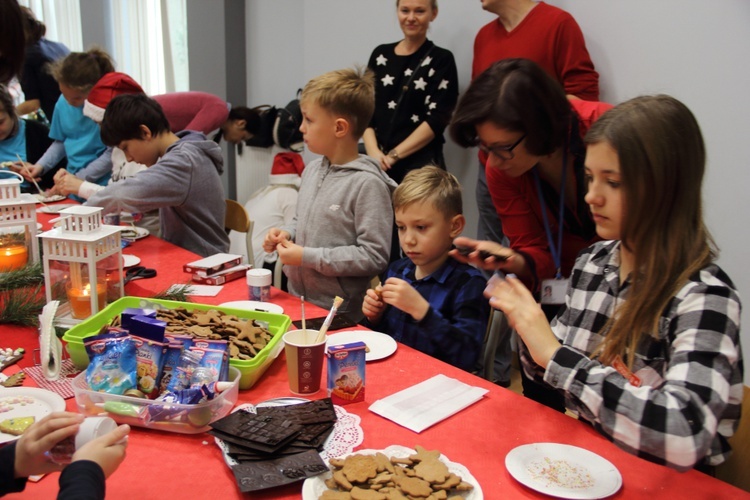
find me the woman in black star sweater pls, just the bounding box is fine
[363,0,458,185]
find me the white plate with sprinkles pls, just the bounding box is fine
[505,443,622,499]
[0,388,66,444]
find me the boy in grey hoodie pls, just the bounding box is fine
[86,94,228,257]
[264,68,397,321]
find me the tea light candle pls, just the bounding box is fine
[66,283,107,319]
[0,245,28,271]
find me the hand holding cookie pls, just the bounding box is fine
[263,228,290,253]
[362,286,386,323]
[54,172,84,196]
[276,239,303,266]
[380,278,429,322]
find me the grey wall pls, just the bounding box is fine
[244,0,750,382]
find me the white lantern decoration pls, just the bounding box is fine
[38,206,123,324]
[0,172,39,272]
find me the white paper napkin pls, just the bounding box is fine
[39,301,63,380]
[167,284,223,297]
[368,374,488,433]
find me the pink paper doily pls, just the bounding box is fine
[215,402,363,467]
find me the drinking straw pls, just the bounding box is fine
[300,295,307,343]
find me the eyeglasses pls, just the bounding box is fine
[478,133,526,161]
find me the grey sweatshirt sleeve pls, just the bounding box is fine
[74,147,113,183]
[86,158,187,214]
[37,140,65,173]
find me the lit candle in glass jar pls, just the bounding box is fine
[0,245,28,271]
[66,282,107,319]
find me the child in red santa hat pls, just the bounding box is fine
[54,72,160,235]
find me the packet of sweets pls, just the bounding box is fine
[188,347,226,385]
[165,334,193,350]
[159,343,184,394]
[131,335,168,399]
[191,340,229,381]
[84,332,137,395]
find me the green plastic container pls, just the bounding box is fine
[62,297,291,390]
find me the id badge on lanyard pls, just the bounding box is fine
[541,277,569,305]
[534,139,569,306]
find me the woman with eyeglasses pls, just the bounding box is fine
[449,58,611,411]
[450,58,612,293]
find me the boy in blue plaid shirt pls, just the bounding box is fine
[362,166,489,371]
[484,95,743,471]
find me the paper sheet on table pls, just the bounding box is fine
[368,374,488,433]
[168,284,223,297]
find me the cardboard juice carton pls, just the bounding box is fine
[327,341,365,405]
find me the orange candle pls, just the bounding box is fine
[0,245,28,271]
[66,282,107,319]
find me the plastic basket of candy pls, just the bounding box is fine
[62,297,291,390]
[72,366,240,434]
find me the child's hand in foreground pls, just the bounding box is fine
[71,424,130,478]
[14,412,84,478]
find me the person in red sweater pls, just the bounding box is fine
[449,59,611,410]
[473,0,598,100]
[469,1,600,389]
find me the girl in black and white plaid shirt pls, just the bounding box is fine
[485,95,743,471]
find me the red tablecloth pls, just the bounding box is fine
[1,206,746,499]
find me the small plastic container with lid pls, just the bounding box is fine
[246,268,272,301]
[47,416,118,464]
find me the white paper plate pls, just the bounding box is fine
[302,445,483,499]
[34,194,66,203]
[37,203,77,214]
[0,388,66,443]
[326,330,397,361]
[505,443,622,499]
[219,300,284,314]
[119,226,150,241]
[122,254,140,267]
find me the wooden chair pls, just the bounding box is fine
[224,199,254,266]
[716,385,750,492]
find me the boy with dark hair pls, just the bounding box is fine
[263,67,397,321]
[362,166,489,371]
[86,93,229,257]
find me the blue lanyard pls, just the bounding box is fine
[533,141,568,279]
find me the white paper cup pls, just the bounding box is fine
[283,329,326,395]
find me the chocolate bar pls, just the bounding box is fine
[209,411,302,453]
[255,398,337,425]
[231,449,328,492]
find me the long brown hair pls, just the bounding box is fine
[51,47,115,92]
[585,95,716,367]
